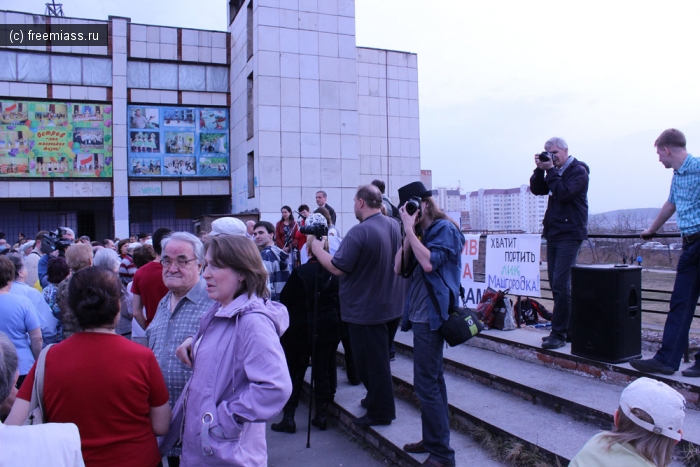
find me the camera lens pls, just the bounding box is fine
[538,151,551,162]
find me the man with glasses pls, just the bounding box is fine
[530,137,590,350]
[146,231,213,467]
[132,227,172,330]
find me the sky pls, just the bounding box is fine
[12,0,700,213]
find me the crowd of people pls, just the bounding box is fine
[0,126,699,467]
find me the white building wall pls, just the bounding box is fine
[468,185,546,233]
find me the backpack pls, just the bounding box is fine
[515,298,552,325]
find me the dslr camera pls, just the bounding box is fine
[538,151,552,162]
[40,227,73,255]
[299,223,328,238]
[405,196,421,216]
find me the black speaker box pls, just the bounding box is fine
[570,265,642,363]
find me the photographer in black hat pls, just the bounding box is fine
[394,181,465,467]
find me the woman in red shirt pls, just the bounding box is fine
[6,267,171,467]
[275,205,298,253]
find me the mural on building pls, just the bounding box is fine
[128,105,229,178]
[0,100,113,178]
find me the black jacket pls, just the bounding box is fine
[529,157,589,241]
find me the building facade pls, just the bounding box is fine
[468,185,547,233]
[0,0,420,240]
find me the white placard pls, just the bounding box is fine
[485,234,541,297]
[460,234,487,307]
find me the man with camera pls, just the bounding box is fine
[310,184,403,427]
[629,129,700,377]
[38,227,75,288]
[394,181,464,467]
[530,137,589,350]
[252,221,290,302]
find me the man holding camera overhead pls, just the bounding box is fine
[530,137,590,350]
[310,184,403,427]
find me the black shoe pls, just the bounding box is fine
[389,351,396,361]
[360,398,367,408]
[271,416,296,433]
[353,414,392,427]
[629,358,675,375]
[403,440,428,454]
[542,336,566,350]
[311,408,328,431]
[682,363,700,377]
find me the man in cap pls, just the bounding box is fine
[208,217,247,238]
[395,181,465,467]
[252,220,290,301]
[571,377,685,466]
[310,184,403,427]
[630,129,700,377]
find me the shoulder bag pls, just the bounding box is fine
[22,343,54,426]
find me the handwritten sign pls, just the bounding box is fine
[485,234,541,297]
[460,234,487,307]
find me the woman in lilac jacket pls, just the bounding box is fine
[160,235,292,466]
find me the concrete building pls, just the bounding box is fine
[0,0,421,240]
[431,187,461,213]
[468,185,547,233]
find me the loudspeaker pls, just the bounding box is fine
[570,265,642,363]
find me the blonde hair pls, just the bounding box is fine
[305,235,329,259]
[601,407,676,467]
[65,243,93,272]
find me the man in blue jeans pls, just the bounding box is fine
[395,181,465,467]
[630,128,700,377]
[530,137,590,349]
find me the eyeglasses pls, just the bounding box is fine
[160,257,198,268]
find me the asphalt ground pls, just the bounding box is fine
[266,401,388,467]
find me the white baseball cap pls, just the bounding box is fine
[620,377,686,441]
[306,213,328,228]
[209,217,247,237]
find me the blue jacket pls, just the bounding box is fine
[401,218,465,332]
[530,157,589,241]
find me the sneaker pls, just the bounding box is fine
[629,358,675,375]
[682,362,700,377]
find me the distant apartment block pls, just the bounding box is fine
[431,187,461,212]
[468,185,547,233]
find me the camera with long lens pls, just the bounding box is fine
[405,196,421,216]
[299,223,328,238]
[40,228,73,255]
[538,151,552,162]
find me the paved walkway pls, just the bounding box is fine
[266,402,388,467]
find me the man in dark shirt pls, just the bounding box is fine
[310,184,403,427]
[315,190,337,227]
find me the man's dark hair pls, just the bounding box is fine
[152,227,172,256]
[137,232,149,240]
[47,257,70,285]
[102,238,113,247]
[5,254,23,280]
[371,179,386,194]
[132,244,156,268]
[254,221,275,235]
[90,241,100,247]
[316,190,327,198]
[35,230,49,242]
[355,184,383,209]
[68,267,122,330]
[298,204,310,212]
[655,128,686,149]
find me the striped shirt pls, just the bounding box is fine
[668,154,700,235]
[260,245,290,301]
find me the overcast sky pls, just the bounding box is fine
[15,0,700,213]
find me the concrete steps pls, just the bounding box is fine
[323,324,700,466]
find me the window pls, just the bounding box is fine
[247,72,254,140]
[247,0,254,61]
[247,151,255,198]
[229,0,245,25]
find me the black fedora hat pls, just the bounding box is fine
[398,181,432,207]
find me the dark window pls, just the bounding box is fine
[247,0,254,61]
[247,72,254,140]
[247,151,255,198]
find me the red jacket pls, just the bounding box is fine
[275,220,298,249]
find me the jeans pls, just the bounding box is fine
[655,239,700,369]
[348,322,396,421]
[546,239,582,340]
[412,323,455,466]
